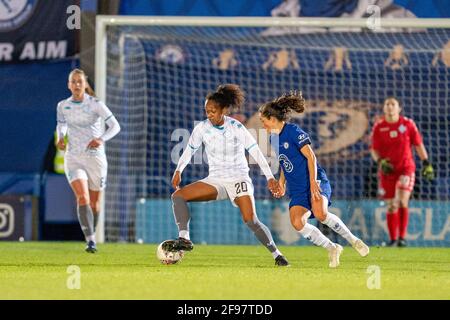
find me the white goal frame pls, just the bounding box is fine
[95,16,450,243]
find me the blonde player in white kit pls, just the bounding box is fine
[166,84,289,266]
[56,69,120,253]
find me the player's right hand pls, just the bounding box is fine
[56,138,66,150]
[172,171,181,189]
[310,180,322,201]
[379,158,394,174]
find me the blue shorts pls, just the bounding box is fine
[288,180,332,217]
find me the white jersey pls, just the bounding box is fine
[56,94,115,157]
[176,116,274,181]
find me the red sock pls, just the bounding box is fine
[398,207,409,239]
[386,210,399,241]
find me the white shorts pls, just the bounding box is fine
[64,153,107,191]
[200,175,256,211]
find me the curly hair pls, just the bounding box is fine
[206,84,245,111]
[259,91,305,121]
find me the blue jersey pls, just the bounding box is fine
[270,123,331,210]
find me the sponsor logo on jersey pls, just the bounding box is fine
[298,135,309,144]
[279,154,293,173]
[283,142,289,149]
[390,130,398,138]
[0,0,38,32]
[380,127,389,132]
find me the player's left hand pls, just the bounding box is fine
[421,160,435,181]
[87,138,104,149]
[268,178,280,197]
[310,180,322,201]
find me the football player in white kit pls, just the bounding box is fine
[166,84,289,266]
[56,69,120,253]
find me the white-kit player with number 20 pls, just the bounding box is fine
[56,69,120,254]
[167,84,289,266]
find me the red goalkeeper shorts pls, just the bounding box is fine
[379,172,415,199]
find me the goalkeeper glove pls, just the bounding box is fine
[378,158,394,174]
[421,159,435,181]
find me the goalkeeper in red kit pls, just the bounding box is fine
[370,97,434,247]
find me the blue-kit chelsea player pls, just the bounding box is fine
[259,91,369,268]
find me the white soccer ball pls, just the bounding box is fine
[156,241,184,265]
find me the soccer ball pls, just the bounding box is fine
[156,241,184,265]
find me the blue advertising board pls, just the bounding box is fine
[136,199,450,247]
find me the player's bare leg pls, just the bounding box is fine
[290,205,341,267]
[314,196,369,257]
[396,188,412,247]
[168,182,218,251]
[235,195,288,266]
[71,179,96,253]
[89,189,101,232]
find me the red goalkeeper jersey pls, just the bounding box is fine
[371,116,422,174]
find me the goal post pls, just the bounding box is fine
[95,16,450,246]
[96,16,450,101]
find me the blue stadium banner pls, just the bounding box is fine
[136,199,450,247]
[0,0,78,63]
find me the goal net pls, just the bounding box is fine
[96,17,450,246]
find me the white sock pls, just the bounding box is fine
[322,212,358,244]
[87,235,96,242]
[272,249,282,259]
[179,230,190,240]
[299,223,336,251]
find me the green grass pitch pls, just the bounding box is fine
[1,242,449,300]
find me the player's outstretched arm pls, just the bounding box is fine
[239,125,274,181]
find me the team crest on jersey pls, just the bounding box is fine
[0,0,38,31]
[283,142,289,149]
[398,124,407,133]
